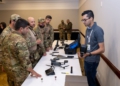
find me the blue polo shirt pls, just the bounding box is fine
[85,22,104,63]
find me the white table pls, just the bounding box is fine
[22,40,82,86]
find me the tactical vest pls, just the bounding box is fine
[27,28,37,52]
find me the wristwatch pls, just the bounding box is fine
[89,52,92,56]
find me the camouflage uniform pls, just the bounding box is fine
[0,29,15,86]
[58,20,66,40]
[0,26,15,55]
[0,26,15,42]
[34,18,46,57]
[44,24,54,49]
[25,26,40,67]
[0,14,20,64]
[66,21,72,40]
[1,31,32,86]
[0,13,20,47]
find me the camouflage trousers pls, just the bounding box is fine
[59,32,65,41]
[37,47,44,59]
[67,33,71,40]
[30,50,41,68]
[4,66,29,86]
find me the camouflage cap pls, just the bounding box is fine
[10,14,20,21]
[38,18,45,23]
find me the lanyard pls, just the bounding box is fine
[87,30,93,43]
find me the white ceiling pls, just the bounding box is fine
[0,0,81,10]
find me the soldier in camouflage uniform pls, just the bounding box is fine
[26,17,41,67]
[0,14,20,46]
[66,19,72,40]
[44,15,54,51]
[34,18,47,57]
[58,20,66,41]
[0,14,21,86]
[1,19,41,86]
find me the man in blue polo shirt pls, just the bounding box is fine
[78,10,105,86]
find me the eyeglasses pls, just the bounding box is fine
[81,18,89,22]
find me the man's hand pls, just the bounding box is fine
[77,52,81,58]
[82,53,90,58]
[27,68,42,78]
[31,71,42,78]
[36,39,41,44]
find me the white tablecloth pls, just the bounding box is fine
[22,40,82,86]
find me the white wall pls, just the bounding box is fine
[0,0,79,29]
[0,0,79,10]
[79,0,120,86]
[0,10,79,29]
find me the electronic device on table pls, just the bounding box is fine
[64,33,81,54]
[45,58,69,76]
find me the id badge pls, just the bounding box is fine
[87,44,91,51]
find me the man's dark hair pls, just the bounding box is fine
[45,15,52,19]
[81,10,94,19]
[15,18,30,30]
[0,22,6,29]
